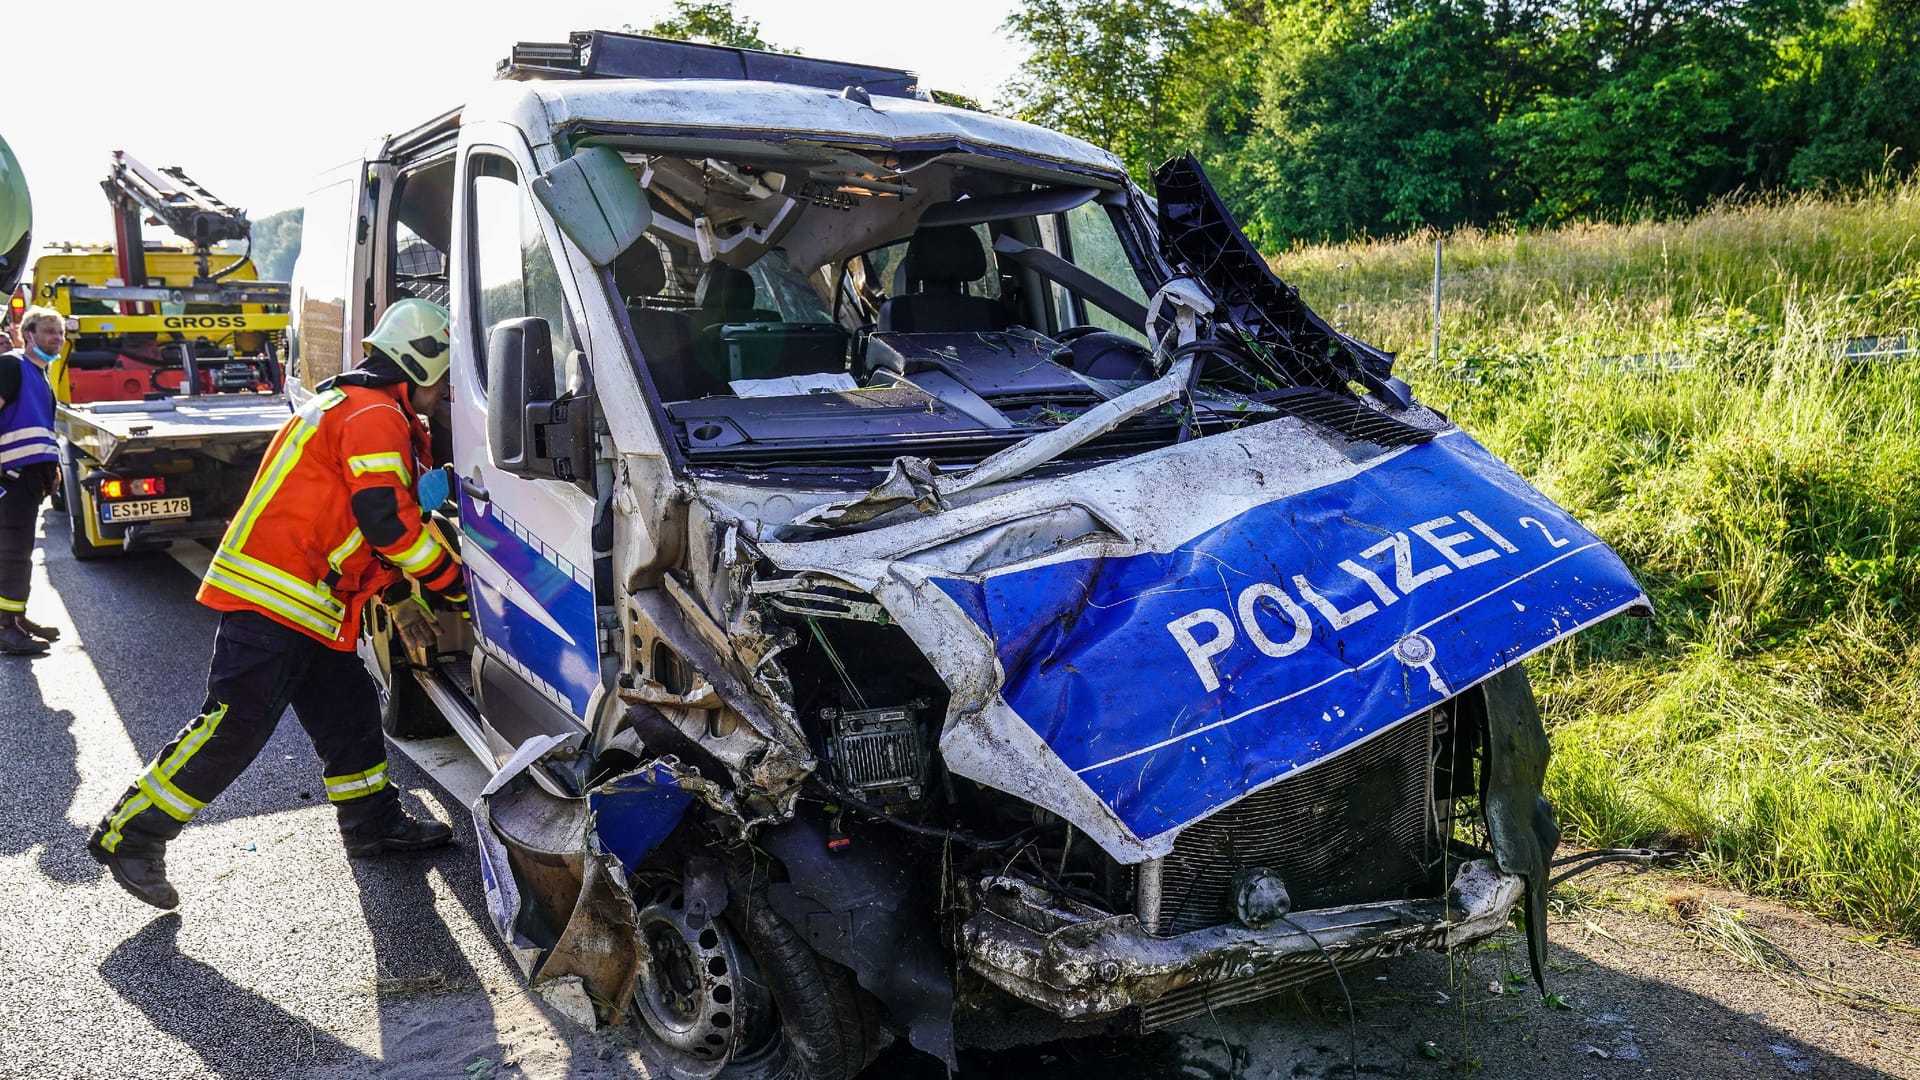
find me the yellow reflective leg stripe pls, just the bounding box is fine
[129,702,228,823]
[137,772,206,822]
[348,453,411,483]
[99,792,155,853]
[203,564,343,639]
[324,762,390,802]
[0,597,23,613]
[388,531,446,575]
[158,703,228,778]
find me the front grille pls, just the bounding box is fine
[1157,713,1439,935]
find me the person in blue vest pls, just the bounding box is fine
[0,305,63,655]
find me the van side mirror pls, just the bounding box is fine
[533,146,651,267]
[486,317,592,485]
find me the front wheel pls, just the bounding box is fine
[629,871,884,1080]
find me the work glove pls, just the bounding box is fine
[421,578,469,618]
[391,595,438,653]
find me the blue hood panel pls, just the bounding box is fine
[930,432,1645,843]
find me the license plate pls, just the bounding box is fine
[101,496,192,523]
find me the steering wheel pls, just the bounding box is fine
[1052,325,1107,344]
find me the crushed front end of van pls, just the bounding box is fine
[389,34,1651,1078]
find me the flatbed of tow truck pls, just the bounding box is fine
[58,393,288,468]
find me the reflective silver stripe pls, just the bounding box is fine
[136,773,203,822]
[0,597,24,612]
[327,529,365,574]
[203,564,343,639]
[0,425,55,446]
[0,439,58,464]
[224,392,337,549]
[324,762,390,801]
[210,548,345,618]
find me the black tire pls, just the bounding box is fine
[722,876,886,1080]
[61,451,109,561]
[378,660,450,739]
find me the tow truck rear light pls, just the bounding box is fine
[6,287,23,326]
[99,477,165,500]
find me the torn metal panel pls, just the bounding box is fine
[1475,666,1563,992]
[962,859,1523,1024]
[1153,154,1407,405]
[472,735,702,1028]
[619,586,814,823]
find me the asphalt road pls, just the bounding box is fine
[3,507,1916,1079]
[0,510,658,1079]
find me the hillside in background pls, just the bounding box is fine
[1274,180,1920,935]
[248,207,300,282]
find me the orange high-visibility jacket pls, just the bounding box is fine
[198,381,462,649]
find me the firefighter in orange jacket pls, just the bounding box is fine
[89,298,463,910]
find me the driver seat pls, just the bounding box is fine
[877,225,1008,334]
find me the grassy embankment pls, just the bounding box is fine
[1272,180,1920,937]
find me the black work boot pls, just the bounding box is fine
[343,811,454,857]
[0,620,49,656]
[15,614,59,642]
[87,835,181,910]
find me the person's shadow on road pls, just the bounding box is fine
[0,658,103,885]
[100,914,385,1077]
[344,845,510,1073]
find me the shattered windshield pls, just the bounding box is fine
[595,144,1320,470]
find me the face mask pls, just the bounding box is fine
[31,344,60,364]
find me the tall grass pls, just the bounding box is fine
[1273,181,1920,936]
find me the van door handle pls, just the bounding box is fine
[460,474,491,503]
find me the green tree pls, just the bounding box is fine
[1757,0,1920,188]
[997,0,1919,245]
[633,1,788,51]
[999,0,1226,179]
[1228,0,1545,245]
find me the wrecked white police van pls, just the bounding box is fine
[288,32,1648,1078]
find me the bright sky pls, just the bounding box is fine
[8,0,1026,256]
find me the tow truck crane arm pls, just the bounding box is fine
[102,150,259,291]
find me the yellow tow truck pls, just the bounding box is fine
[31,152,290,559]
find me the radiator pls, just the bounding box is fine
[1155,711,1440,936]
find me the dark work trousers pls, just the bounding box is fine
[92,609,399,855]
[0,470,47,616]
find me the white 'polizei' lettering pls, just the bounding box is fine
[1291,575,1376,629]
[1409,515,1501,569]
[1237,583,1312,657]
[1167,609,1236,693]
[1359,531,1453,594]
[1457,510,1519,553]
[1337,557,1398,605]
[1163,506,1519,692]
